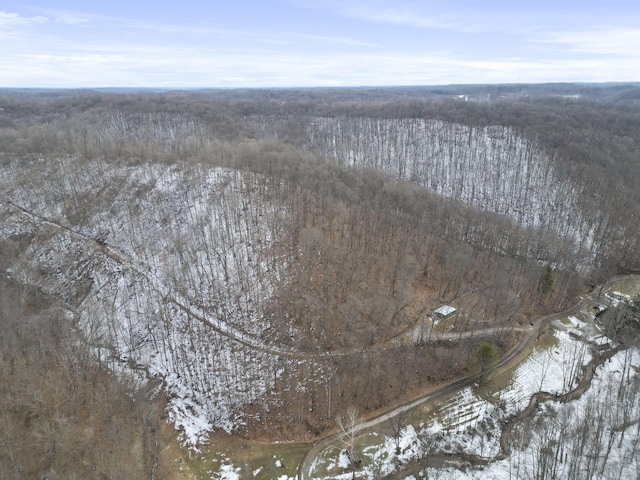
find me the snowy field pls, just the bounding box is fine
[497,330,592,415]
[422,347,640,480]
[308,326,639,480]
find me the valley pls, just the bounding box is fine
[0,84,639,479]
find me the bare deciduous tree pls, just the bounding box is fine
[337,406,362,466]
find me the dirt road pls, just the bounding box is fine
[295,286,620,479]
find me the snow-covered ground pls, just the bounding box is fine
[422,347,640,480]
[2,152,636,479]
[253,116,607,263]
[0,156,316,447]
[310,324,639,480]
[497,330,592,415]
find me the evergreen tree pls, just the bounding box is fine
[542,264,555,294]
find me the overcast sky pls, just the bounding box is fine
[2,0,640,88]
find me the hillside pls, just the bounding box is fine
[1,85,639,477]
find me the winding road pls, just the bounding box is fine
[295,279,630,479]
[1,199,531,360]
[2,200,635,480]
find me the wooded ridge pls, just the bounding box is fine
[1,84,639,479]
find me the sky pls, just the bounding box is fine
[2,0,640,88]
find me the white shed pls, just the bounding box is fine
[434,305,457,323]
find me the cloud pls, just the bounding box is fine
[0,11,50,44]
[4,45,640,88]
[292,0,640,42]
[0,11,47,26]
[0,10,47,30]
[286,32,376,47]
[53,14,90,25]
[2,4,640,88]
[290,0,534,34]
[539,27,640,56]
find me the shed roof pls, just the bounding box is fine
[434,305,456,316]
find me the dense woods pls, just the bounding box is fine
[0,278,169,479]
[1,84,639,472]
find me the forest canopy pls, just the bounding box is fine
[1,84,639,463]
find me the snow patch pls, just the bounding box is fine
[218,463,241,480]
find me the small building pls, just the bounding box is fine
[434,305,457,323]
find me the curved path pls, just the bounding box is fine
[296,279,630,479]
[3,199,635,479]
[1,200,531,360]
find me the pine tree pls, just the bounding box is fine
[542,264,555,294]
[476,343,498,378]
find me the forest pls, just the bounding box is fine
[0,83,639,479]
